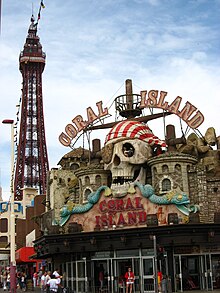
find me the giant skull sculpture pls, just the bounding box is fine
[101,120,166,196]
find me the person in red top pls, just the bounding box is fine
[98,264,104,290]
[158,271,163,293]
[124,267,135,293]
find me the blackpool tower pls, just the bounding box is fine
[14,16,49,200]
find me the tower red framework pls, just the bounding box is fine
[14,17,49,200]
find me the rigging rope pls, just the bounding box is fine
[163,110,167,139]
[104,81,124,109]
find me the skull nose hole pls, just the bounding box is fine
[113,154,120,166]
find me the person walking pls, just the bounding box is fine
[45,271,51,293]
[20,271,27,291]
[2,271,7,291]
[33,271,38,288]
[6,271,10,290]
[52,269,60,278]
[161,275,168,293]
[124,267,135,293]
[98,264,104,290]
[158,271,163,293]
[47,274,60,293]
[40,271,47,292]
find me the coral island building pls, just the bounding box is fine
[34,79,220,293]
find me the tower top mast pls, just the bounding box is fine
[19,15,45,71]
[115,79,142,119]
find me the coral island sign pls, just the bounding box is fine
[95,197,146,227]
[59,90,204,147]
[59,101,108,147]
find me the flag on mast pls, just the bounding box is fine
[37,1,45,22]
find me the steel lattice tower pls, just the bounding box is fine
[14,17,49,200]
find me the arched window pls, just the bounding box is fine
[175,164,181,171]
[85,176,90,185]
[162,165,169,173]
[95,175,101,186]
[70,163,79,171]
[162,178,171,191]
[84,188,92,201]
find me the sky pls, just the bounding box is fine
[0,0,219,200]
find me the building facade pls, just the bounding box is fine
[34,81,220,293]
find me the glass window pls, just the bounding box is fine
[162,178,171,191]
[0,236,7,243]
[0,219,8,232]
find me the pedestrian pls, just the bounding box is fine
[33,271,38,288]
[161,275,168,293]
[158,271,162,293]
[124,267,135,293]
[52,269,62,293]
[98,264,104,290]
[17,271,22,290]
[52,269,60,278]
[2,271,7,291]
[38,270,43,287]
[21,271,27,291]
[6,271,10,290]
[47,274,60,293]
[41,271,47,292]
[45,271,51,293]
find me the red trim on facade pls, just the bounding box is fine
[15,247,41,263]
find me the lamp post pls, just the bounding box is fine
[2,119,16,293]
[150,234,158,293]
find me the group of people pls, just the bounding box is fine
[1,269,27,291]
[37,269,63,293]
[119,267,170,293]
[158,272,170,293]
[0,269,11,291]
[0,268,63,292]
[98,265,135,293]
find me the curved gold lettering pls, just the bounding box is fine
[58,132,71,147]
[187,111,205,129]
[147,90,158,107]
[65,124,77,139]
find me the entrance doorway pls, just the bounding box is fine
[142,257,155,293]
[211,254,220,290]
[92,257,142,293]
[92,260,110,292]
[113,258,138,293]
[64,260,88,293]
[174,255,200,291]
[64,252,160,292]
[174,254,220,292]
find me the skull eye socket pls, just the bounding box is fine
[122,143,134,157]
[113,154,120,166]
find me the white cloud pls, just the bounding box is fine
[0,0,219,200]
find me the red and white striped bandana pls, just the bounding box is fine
[105,120,167,147]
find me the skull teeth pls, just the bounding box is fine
[112,176,133,185]
[111,181,132,197]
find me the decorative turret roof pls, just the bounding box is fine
[19,15,45,68]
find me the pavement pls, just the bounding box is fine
[1,289,220,293]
